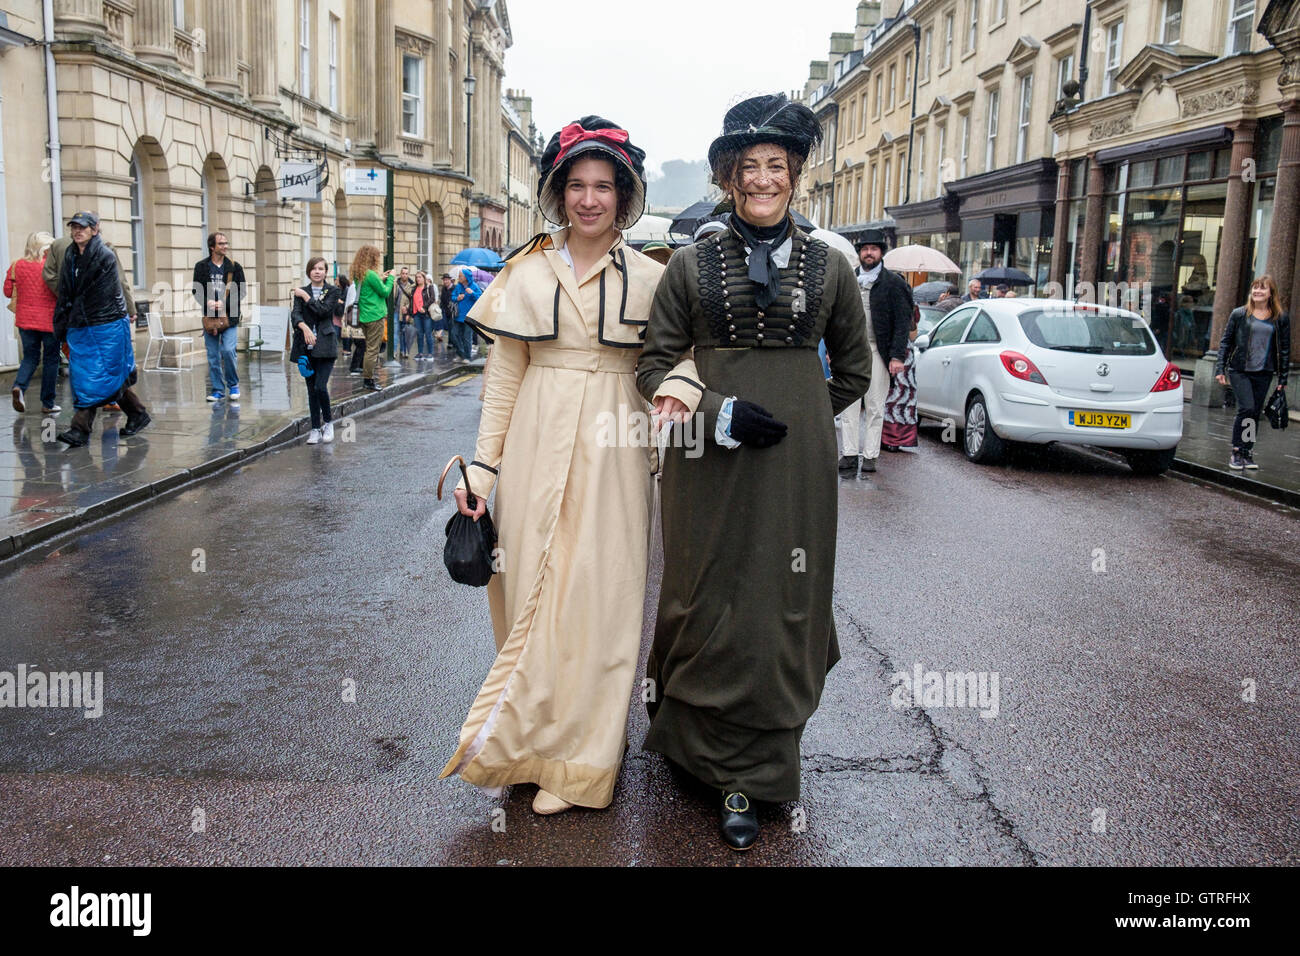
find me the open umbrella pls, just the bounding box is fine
[974,265,1034,286]
[810,228,858,270]
[883,244,962,274]
[910,280,955,304]
[450,247,504,271]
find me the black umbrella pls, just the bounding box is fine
[669,199,815,237]
[974,266,1035,286]
[911,280,954,304]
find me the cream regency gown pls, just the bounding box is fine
[440,229,704,808]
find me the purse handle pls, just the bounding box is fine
[437,454,479,508]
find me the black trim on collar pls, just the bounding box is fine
[614,248,644,326]
[462,283,561,343]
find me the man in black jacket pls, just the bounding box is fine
[192,232,247,403]
[53,211,150,445]
[838,228,913,477]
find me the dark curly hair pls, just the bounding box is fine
[710,144,808,196]
[542,153,640,230]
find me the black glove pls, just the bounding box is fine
[728,399,788,448]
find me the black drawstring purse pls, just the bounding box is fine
[1264,389,1289,430]
[437,455,498,586]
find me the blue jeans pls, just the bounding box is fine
[205,325,238,393]
[415,315,435,354]
[15,328,59,408]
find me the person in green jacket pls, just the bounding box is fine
[350,244,394,391]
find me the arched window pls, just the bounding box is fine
[129,156,146,286]
[418,205,435,275]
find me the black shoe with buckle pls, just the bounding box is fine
[56,427,90,447]
[837,455,857,478]
[720,791,759,851]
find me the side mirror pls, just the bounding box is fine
[914,334,931,351]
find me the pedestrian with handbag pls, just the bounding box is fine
[290,256,344,445]
[192,231,247,404]
[411,270,436,358]
[1214,274,1291,470]
[7,231,61,414]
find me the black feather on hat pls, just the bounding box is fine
[537,116,647,228]
[707,94,823,173]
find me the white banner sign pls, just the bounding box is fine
[278,162,321,201]
[250,305,291,354]
[344,167,388,196]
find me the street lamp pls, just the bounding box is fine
[464,69,477,178]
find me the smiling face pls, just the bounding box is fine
[563,155,619,241]
[730,144,793,228]
[858,244,883,269]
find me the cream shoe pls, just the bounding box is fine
[532,788,574,815]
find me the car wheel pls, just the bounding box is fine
[1125,447,1177,476]
[963,393,1007,465]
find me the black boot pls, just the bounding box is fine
[719,791,759,851]
[57,427,90,447]
[364,378,381,392]
[120,411,151,436]
[838,455,858,478]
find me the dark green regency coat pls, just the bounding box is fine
[636,222,872,801]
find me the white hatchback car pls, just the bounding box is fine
[913,299,1184,474]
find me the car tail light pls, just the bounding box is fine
[999,350,1048,385]
[1150,362,1182,392]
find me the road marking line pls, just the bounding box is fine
[439,374,476,387]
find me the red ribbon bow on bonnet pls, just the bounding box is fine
[555,122,632,167]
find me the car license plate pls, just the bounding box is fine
[1070,410,1131,429]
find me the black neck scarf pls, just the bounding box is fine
[730,214,791,310]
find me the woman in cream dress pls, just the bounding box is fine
[441,117,703,814]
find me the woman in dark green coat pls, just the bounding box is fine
[636,94,872,851]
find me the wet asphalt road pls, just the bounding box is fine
[0,377,1296,866]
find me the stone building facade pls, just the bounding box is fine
[794,0,1300,381]
[0,0,541,356]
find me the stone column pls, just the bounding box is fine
[375,0,398,156]
[1049,159,1070,289]
[204,1,239,94]
[134,0,176,66]
[249,0,278,111]
[1210,120,1257,349]
[434,2,451,165]
[1078,154,1105,298]
[353,0,375,145]
[1266,100,1300,311]
[52,0,105,36]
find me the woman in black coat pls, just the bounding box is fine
[1214,274,1291,470]
[291,256,344,444]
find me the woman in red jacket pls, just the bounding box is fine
[6,231,61,413]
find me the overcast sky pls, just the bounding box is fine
[505,0,860,177]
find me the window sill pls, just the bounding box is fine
[990,19,1007,35]
[962,50,977,63]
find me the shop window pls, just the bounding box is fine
[1129,160,1155,189]
[1214,147,1233,178]
[1155,155,1184,185]
[1187,150,1212,180]
[1255,115,1283,175]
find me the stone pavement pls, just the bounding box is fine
[1173,398,1300,508]
[0,339,479,561]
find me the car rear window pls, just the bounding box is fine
[1017,308,1156,356]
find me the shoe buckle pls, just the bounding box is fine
[723,792,750,813]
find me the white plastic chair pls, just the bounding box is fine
[144,310,194,371]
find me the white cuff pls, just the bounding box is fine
[715,396,742,449]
